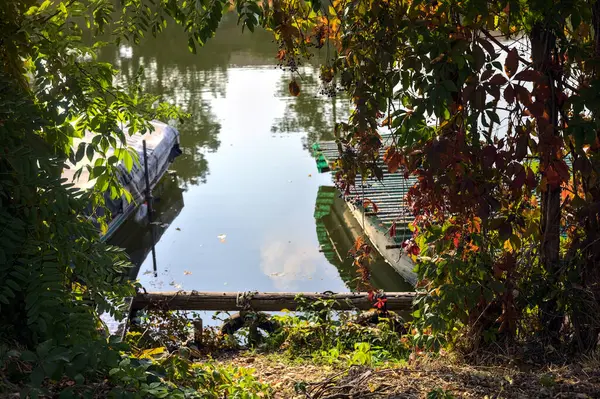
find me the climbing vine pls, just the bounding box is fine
[240,0,600,353]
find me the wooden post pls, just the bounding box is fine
[193,319,203,347]
[131,291,416,312]
[142,140,158,278]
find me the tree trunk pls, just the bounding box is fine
[530,23,563,341]
[571,0,600,351]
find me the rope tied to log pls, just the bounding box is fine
[236,290,258,310]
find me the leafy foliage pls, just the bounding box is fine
[1,337,272,398]
[236,0,600,353]
[0,73,136,346]
[0,0,265,395]
[258,298,412,365]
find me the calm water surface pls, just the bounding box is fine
[105,14,412,293]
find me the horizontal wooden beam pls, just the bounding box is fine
[131,291,416,312]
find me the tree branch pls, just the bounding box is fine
[481,29,580,94]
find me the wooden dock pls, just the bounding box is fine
[312,139,419,285]
[314,140,417,233]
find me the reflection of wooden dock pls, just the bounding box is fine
[314,186,414,291]
[312,141,418,286]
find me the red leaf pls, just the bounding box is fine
[481,69,494,81]
[545,164,562,188]
[498,253,516,271]
[363,199,378,213]
[383,146,402,173]
[515,134,528,160]
[504,85,515,104]
[482,145,496,169]
[472,44,486,70]
[554,159,570,182]
[514,69,542,83]
[486,85,501,101]
[389,221,397,238]
[463,82,476,102]
[504,48,519,78]
[477,37,496,56]
[403,240,420,256]
[488,74,508,86]
[527,101,545,118]
[511,167,526,190]
[453,234,460,249]
[474,87,486,110]
[375,298,387,309]
[526,167,537,190]
[514,85,532,106]
[573,156,592,177]
[493,263,504,278]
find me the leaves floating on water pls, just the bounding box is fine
[176,227,181,231]
[218,234,227,242]
[143,270,153,275]
[184,270,192,275]
[269,272,285,277]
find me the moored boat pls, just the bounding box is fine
[62,121,181,240]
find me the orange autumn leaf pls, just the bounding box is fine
[288,80,300,96]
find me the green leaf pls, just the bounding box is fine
[74,373,85,385]
[75,142,86,163]
[86,144,95,162]
[472,44,485,71]
[20,351,37,362]
[30,366,45,387]
[5,279,20,292]
[123,150,133,171]
[486,110,500,124]
[442,80,458,92]
[59,388,76,399]
[187,37,196,54]
[36,339,54,358]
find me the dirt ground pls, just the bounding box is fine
[216,352,600,398]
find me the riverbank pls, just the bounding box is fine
[215,351,600,398]
[119,305,600,399]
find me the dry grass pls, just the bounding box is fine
[214,351,600,398]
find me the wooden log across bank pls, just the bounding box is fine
[131,291,416,312]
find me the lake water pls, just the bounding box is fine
[104,13,413,294]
